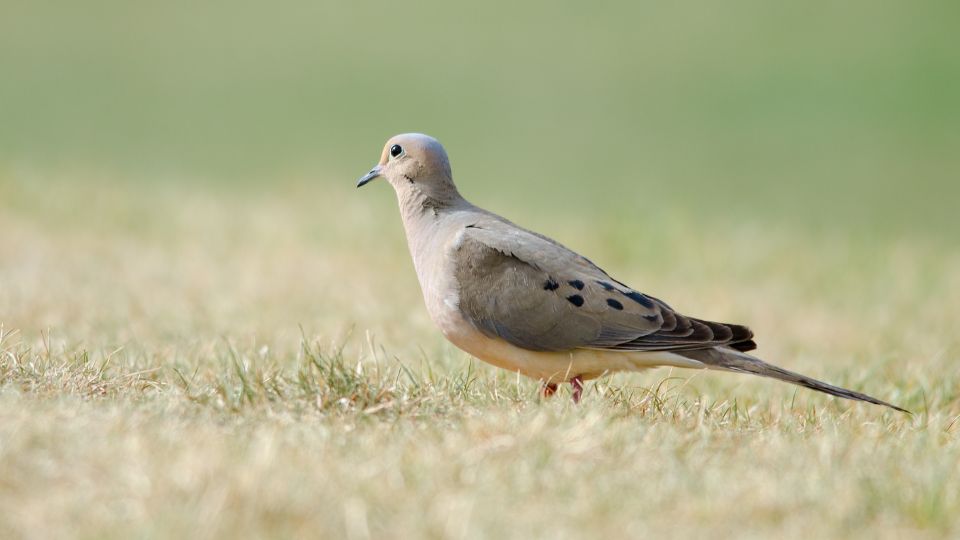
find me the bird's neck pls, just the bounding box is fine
[395,181,472,284]
[396,180,468,226]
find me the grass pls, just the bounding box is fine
[1,326,956,539]
[2,1,959,536]
[1,177,958,539]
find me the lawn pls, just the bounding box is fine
[1,1,959,538]
[1,176,957,538]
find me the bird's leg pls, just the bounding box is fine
[570,376,584,403]
[542,382,558,398]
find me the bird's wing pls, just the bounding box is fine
[452,219,754,352]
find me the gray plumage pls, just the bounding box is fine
[358,133,908,413]
[454,218,755,353]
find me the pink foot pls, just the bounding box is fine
[542,382,558,398]
[570,376,584,403]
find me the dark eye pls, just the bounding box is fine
[390,144,403,158]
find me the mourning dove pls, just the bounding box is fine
[357,133,907,412]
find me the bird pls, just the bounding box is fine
[356,133,908,412]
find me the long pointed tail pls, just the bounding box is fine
[678,347,910,413]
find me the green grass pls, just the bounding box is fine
[2,1,959,537]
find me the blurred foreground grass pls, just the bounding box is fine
[1,176,959,538]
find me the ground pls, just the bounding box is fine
[1,177,957,539]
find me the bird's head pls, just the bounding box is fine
[356,133,459,203]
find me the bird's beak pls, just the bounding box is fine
[356,165,383,188]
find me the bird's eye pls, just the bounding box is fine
[389,144,404,158]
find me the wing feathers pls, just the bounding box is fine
[453,221,755,353]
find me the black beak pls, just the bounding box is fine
[356,166,382,188]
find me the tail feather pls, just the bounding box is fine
[677,347,910,413]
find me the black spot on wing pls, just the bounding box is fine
[568,279,585,290]
[606,298,624,310]
[567,294,585,307]
[596,280,616,291]
[643,314,660,322]
[622,290,655,308]
[543,278,559,291]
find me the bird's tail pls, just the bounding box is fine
[677,347,910,413]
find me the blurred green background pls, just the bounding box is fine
[1,0,958,239]
[2,6,959,536]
